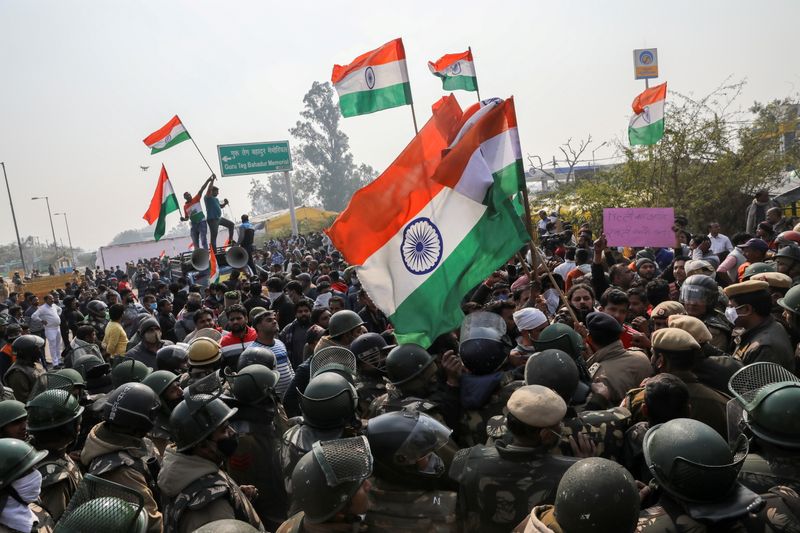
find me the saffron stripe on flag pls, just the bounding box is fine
[332,38,406,84]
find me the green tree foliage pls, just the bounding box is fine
[248,81,375,214]
[540,80,800,232]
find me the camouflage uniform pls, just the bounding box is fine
[147,410,174,455]
[704,310,733,353]
[354,373,386,418]
[0,503,56,533]
[623,420,652,483]
[455,372,518,448]
[4,360,44,402]
[636,486,800,532]
[511,505,562,532]
[80,422,162,533]
[449,440,579,532]
[229,406,288,530]
[367,382,459,430]
[738,443,800,495]
[363,478,458,533]
[35,450,83,521]
[486,406,631,462]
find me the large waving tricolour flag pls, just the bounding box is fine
[629,82,667,146]
[428,50,478,92]
[331,38,412,118]
[143,165,180,241]
[327,95,527,347]
[143,115,191,154]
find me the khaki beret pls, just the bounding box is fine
[507,385,566,428]
[751,272,793,289]
[651,300,686,319]
[667,315,712,344]
[724,280,770,298]
[652,327,701,351]
[684,259,714,277]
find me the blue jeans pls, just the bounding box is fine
[190,220,208,249]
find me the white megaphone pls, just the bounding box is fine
[191,248,210,271]
[225,245,249,269]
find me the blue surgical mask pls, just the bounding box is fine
[149,303,157,311]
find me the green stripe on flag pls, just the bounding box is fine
[440,75,478,92]
[629,119,664,146]
[150,130,191,154]
[338,83,412,117]
[154,194,180,241]
[390,198,528,347]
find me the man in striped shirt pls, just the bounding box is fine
[181,174,214,249]
[219,304,256,368]
[250,309,294,398]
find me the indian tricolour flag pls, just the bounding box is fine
[331,38,412,118]
[209,248,220,283]
[629,82,667,146]
[142,165,180,241]
[428,50,478,92]
[327,95,528,347]
[143,115,191,154]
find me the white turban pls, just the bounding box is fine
[513,307,548,331]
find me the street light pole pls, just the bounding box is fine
[591,141,608,179]
[31,196,59,258]
[54,212,75,267]
[1,162,27,274]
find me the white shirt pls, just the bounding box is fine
[32,303,61,329]
[553,260,576,280]
[708,233,733,254]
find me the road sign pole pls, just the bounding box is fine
[284,171,299,237]
[1,162,27,274]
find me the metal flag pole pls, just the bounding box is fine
[1,162,27,274]
[409,99,420,135]
[469,46,482,102]
[177,115,216,175]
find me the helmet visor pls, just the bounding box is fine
[394,412,452,465]
[313,436,373,486]
[679,284,709,304]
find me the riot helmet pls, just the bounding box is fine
[236,345,276,371]
[350,332,394,373]
[55,474,147,533]
[155,344,188,374]
[310,346,357,382]
[102,383,160,434]
[26,389,84,432]
[0,438,47,489]
[680,275,719,308]
[459,311,508,375]
[299,373,357,430]
[385,344,435,387]
[229,364,280,405]
[111,358,152,389]
[11,334,45,362]
[524,349,579,403]
[328,310,364,338]
[170,393,237,452]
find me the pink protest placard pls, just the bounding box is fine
[603,208,675,247]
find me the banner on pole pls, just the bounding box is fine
[603,208,674,247]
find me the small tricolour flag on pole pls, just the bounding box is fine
[143,165,180,241]
[428,50,478,92]
[331,38,412,118]
[209,249,220,283]
[327,95,527,347]
[143,115,191,154]
[629,82,667,146]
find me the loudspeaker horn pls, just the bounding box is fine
[191,248,210,271]
[225,245,249,269]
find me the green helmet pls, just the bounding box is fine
[56,368,86,389]
[102,383,160,433]
[328,310,364,338]
[11,334,45,361]
[728,362,800,449]
[0,438,47,489]
[554,458,639,533]
[170,394,237,452]
[229,364,280,405]
[533,323,585,359]
[299,373,358,430]
[26,389,84,432]
[73,354,111,380]
[385,344,434,386]
[111,358,152,389]
[643,418,748,502]
[141,370,180,398]
[742,261,776,280]
[191,520,262,533]
[776,245,800,263]
[291,436,372,523]
[55,474,147,533]
[524,349,579,402]
[310,346,357,381]
[777,284,800,315]
[30,371,80,399]
[0,400,28,429]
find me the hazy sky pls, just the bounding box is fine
[1,1,798,250]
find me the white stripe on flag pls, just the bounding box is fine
[334,60,409,96]
[629,100,665,128]
[453,128,521,204]
[150,123,187,149]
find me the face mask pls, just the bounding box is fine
[144,331,161,344]
[149,303,157,311]
[418,453,445,477]
[12,469,43,503]
[495,294,509,301]
[214,433,239,458]
[268,291,282,302]
[725,306,739,323]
